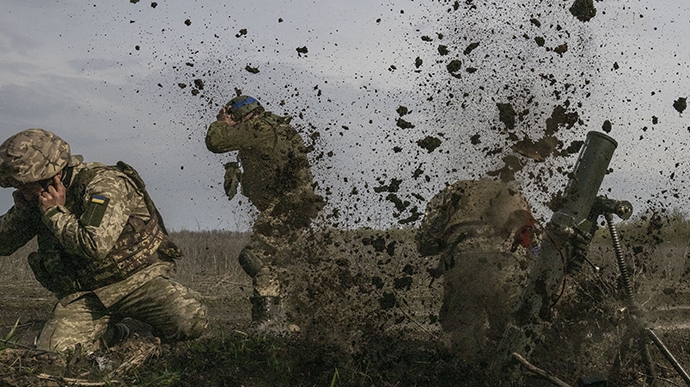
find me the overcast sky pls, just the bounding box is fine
[1,0,688,231]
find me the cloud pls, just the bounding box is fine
[1,0,689,231]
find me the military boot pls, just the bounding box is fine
[249,296,299,335]
[103,322,131,348]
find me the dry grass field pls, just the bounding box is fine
[0,231,253,342]
[2,215,690,386]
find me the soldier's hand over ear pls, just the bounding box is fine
[217,107,238,126]
[39,175,67,213]
[216,107,228,121]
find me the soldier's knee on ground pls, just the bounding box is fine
[178,300,208,340]
[138,279,209,342]
[154,297,208,342]
[169,287,208,341]
[36,296,111,353]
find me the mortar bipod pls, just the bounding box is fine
[591,196,690,386]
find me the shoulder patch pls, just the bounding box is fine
[82,195,110,227]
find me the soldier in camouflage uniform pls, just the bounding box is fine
[206,95,324,332]
[0,129,207,353]
[417,178,594,382]
[416,178,539,364]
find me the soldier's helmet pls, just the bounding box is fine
[0,129,70,188]
[417,178,533,256]
[225,95,263,121]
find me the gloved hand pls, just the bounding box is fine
[223,162,242,200]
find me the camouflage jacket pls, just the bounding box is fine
[0,156,179,302]
[206,111,323,214]
[416,179,540,273]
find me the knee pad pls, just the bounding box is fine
[239,249,264,278]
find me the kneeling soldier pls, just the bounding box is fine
[0,129,208,352]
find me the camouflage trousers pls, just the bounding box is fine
[36,276,208,353]
[241,205,314,298]
[241,233,290,298]
[438,247,529,364]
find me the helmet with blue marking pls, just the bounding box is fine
[225,95,263,121]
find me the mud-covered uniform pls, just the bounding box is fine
[0,157,207,352]
[206,111,324,300]
[416,179,539,362]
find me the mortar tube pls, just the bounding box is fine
[552,131,617,229]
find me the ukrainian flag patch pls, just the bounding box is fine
[83,195,110,227]
[91,195,106,204]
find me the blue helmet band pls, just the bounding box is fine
[231,97,259,110]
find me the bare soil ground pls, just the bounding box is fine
[2,224,690,386]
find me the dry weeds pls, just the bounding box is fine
[2,217,690,386]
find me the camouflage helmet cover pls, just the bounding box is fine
[444,178,530,229]
[225,95,262,121]
[416,178,533,255]
[0,129,71,187]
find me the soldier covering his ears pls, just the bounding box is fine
[0,129,208,352]
[206,95,325,332]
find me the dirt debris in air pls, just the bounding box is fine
[674,97,687,115]
[570,0,597,22]
[244,65,260,74]
[4,0,687,386]
[602,119,612,133]
[446,59,463,78]
[487,102,580,182]
[416,135,442,153]
[296,46,308,56]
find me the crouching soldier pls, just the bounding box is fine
[0,129,208,353]
[416,178,540,364]
[206,95,325,333]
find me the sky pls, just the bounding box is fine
[0,0,688,231]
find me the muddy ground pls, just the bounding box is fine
[2,222,690,386]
